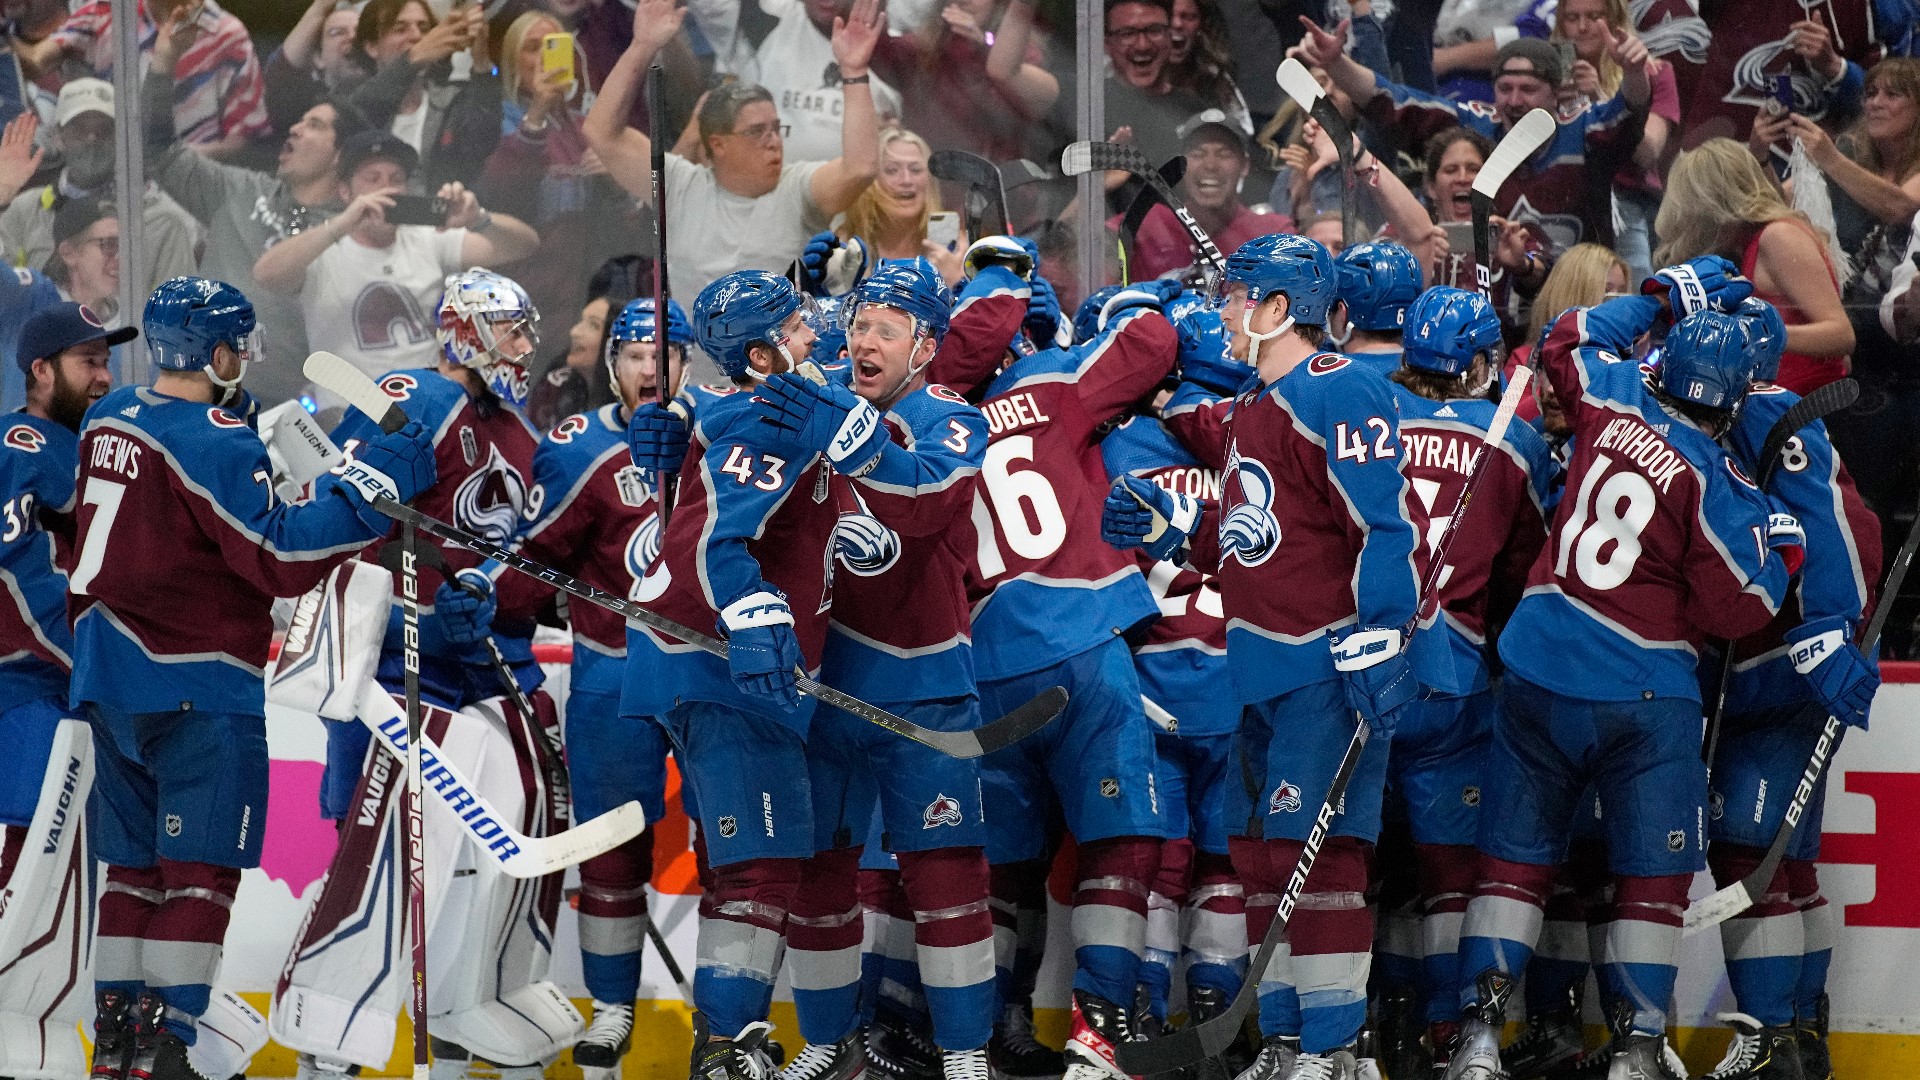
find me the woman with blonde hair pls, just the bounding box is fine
[1504,243,1629,425]
[1656,137,1853,392]
[835,128,964,281]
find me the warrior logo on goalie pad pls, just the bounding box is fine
[1222,455,1280,567]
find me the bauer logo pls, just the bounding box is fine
[3,424,43,453]
[718,816,737,839]
[923,793,963,829]
[1270,781,1302,814]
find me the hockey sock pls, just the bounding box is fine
[1457,855,1557,1015]
[576,826,655,1005]
[1709,844,1800,1026]
[899,846,996,1051]
[1069,837,1159,1006]
[1255,836,1371,1054]
[145,858,242,1043]
[988,859,1048,1009]
[696,856,804,1037]
[860,868,926,1028]
[1373,900,1423,1006]
[1600,873,1689,1035]
[789,847,866,1045]
[1525,845,1604,1018]
[1141,838,1194,1023]
[1229,835,1301,1040]
[1415,843,1476,1026]
[1786,859,1833,1017]
[97,863,163,1003]
[0,824,21,892]
[1186,850,1246,998]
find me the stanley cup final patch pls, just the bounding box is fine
[615,465,651,507]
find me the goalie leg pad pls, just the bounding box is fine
[268,561,395,724]
[0,714,95,1030]
[0,1011,87,1079]
[186,990,268,1077]
[434,982,583,1067]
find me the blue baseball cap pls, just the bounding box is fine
[17,302,136,373]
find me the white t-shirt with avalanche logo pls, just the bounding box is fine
[744,0,904,164]
[299,226,469,388]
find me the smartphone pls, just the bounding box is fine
[1441,220,1476,255]
[386,194,447,227]
[927,211,961,251]
[1768,73,1795,116]
[542,32,575,85]
[1553,41,1577,83]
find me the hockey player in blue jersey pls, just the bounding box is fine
[1330,241,1422,378]
[747,262,1000,1080]
[1443,260,1802,1080]
[73,277,433,1080]
[1700,300,1881,1080]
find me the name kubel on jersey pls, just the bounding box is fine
[0,415,77,706]
[1500,298,1790,704]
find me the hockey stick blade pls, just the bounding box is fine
[1275,60,1356,244]
[305,352,406,434]
[1472,109,1556,200]
[1756,378,1857,490]
[1274,57,1322,113]
[1063,141,1226,277]
[931,149,1009,234]
[357,683,647,876]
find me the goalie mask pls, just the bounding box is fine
[439,269,540,405]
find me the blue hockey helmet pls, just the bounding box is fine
[1167,289,1252,395]
[845,261,953,344]
[1222,233,1337,327]
[439,268,540,405]
[604,297,692,387]
[1334,241,1424,331]
[143,276,259,385]
[1402,287,1502,376]
[694,270,812,379]
[1735,297,1787,383]
[1658,308,1756,411]
[1073,285,1128,345]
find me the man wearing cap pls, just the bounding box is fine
[1299,19,1652,266]
[252,129,538,389]
[0,78,200,297]
[1123,112,1290,281]
[44,197,124,336]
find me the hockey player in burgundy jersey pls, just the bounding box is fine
[1330,241,1422,378]
[491,297,693,1075]
[1107,233,1421,1080]
[1444,260,1799,1080]
[747,262,999,1080]
[1099,293,1249,1043]
[1701,301,1881,1080]
[73,277,433,1080]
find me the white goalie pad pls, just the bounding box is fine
[269,560,394,722]
[186,991,269,1078]
[0,717,94,1078]
[434,982,582,1067]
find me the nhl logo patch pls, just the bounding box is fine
[460,427,479,467]
[1462,786,1481,807]
[1269,782,1302,815]
[165,814,182,838]
[1098,778,1120,799]
[1709,791,1724,821]
[1667,830,1686,852]
[923,793,963,829]
[615,466,651,508]
[717,816,738,839]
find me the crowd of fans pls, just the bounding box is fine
[0,0,1915,640]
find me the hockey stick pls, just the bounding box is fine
[1685,486,1918,933]
[646,915,697,1004]
[399,521,429,1080]
[648,62,677,530]
[930,149,1011,238]
[1118,369,1536,1075]
[1276,59,1355,246]
[306,352,1066,758]
[1117,157,1186,284]
[1700,378,1860,768]
[1468,109,1555,299]
[1062,141,1227,282]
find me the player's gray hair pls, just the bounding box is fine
[698,81,777,148]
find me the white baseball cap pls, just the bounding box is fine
[56,79,115,127]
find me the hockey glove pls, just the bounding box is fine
[628,400,691,479]
[1102,475,1199,564]
[963,235,1037,281]
[753,372,889,476]
[1022,274,1065,350]
[1330,625,1418,740]
[434,568,496,647]
[799,231,839,296]
[721,586,803,710]
[1767,510,1806,576]
[1643,255,1752,317]
[1100,279,1185,329]
[1786,615,1880,728]
[337,421,437,533]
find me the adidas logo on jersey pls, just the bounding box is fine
[1434,405,1459,417]
[120,405,140,418]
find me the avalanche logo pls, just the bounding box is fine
[3,425,44,453]
[550,414,589,444]
[1221,455,1280,567]
[379,373,419,401]
[833,498,901,577]
[452,445,528,545]
[625,513,662,600]
[206,408,247,429]
[927,384,968,404]
[922,793,963,829]
[1269,781,1302,815]
[1306,353,1350,376]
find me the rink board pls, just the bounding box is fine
[107,657,1920,1075]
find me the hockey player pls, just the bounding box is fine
[620,269,856,1080]
[746,262,999,1080]
[1330,241,1422,376]
[1443,260,1801,1080]
[1700,299,1881,1080]
[493,296,693,1074]
[1100,293,1250,1042]
[1106,233,1421,1080]
[73,277,434,1079]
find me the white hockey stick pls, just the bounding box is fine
[355,682,648,879]
[1469,109,1555,298]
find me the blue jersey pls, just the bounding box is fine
[0,414,76,707]
[1721,385,1882,714]
[1343,346,1403,381]
[1499,298,1790,703]
[71,386,380,714]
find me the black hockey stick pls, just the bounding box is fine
[1117,157,1186,284]
[1276,59,1355,246]
[931,149,1010,238]
[399,522,429,1080]
[647,62,677,530]
[1700,377,1860,768]
[1117,369,1537,1075]
[1062,140,1227,283]
[1687,472,1916,933]
[1466,109,1555,299]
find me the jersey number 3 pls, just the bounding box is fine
[972,435,1066,577]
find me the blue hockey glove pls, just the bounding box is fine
[963,235,1037,281]
[721,586,803,710]
[1102,475,1199,564]
[1023,275,1063,349]
[337,421,437,533]
[1786,615,1880,728]
[1330,626,1418,740]
[434,568,496,647]
[628,400,691,482]
[1767,509,1806,576]
[1099,279,1185,330]
[1643,255,1752,317]
[752,372,889,476]
[799,230,839,296]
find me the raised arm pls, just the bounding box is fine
[438,181,541,265]
[1294,16,1384,108]
[985,0,1060,114]
[809,0,885,215]
[583,0,688,202]
[253,193,389,292]
[281,0,337,72]
[1791,112,1920,227]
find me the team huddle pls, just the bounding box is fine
[0,224,1883,1080]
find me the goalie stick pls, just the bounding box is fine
[398,520,429,1080]
[930,149,1011,238]
[1276,59,1356,246]
[1469,109,1555,299]
[305,352,1068,760]
[1700,377,1860,769]
[1686,466,1916,934]
[648,62,677,530]
[1117,367,1536,1075]
[1062,140,1227,283]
